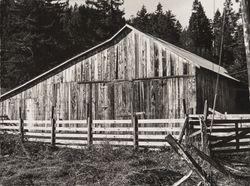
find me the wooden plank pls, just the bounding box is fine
[19,107,24,143]
[0,126,19,130]
[56,134,88,140]
[93,127,132,132]
[212,148,250,154]
[178,116,189,143]
[25,133,52,137]
[56,139,87,144]
[138,128,182,132]
[0,120,20,124]
[211,141,250,148]
[208,119,250,124]
[51,106,56,147]
[93,120,131,124]
[189,130,201,138]
[235,123,239,150]
[24,120,51,124]
[211,129,250,148]
[56,120,87,124]
[200,117,209,153]
[209,127,250,133]
[191,145,231,177]
[209,134,250,141]
[56,127,87,132]
[139,119,185,124]
[133,115,139,149]
[165,134,209,183]
[93,134,133,139]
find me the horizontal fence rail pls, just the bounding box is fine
[189,117,250,154]
[0,118,185,148]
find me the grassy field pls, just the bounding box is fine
[0,133,249,186]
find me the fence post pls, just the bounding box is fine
[202,100,209,155]
[51,106,56,148]
[178,99,189,144]
[235,122,239,150]
[19,107,24,143]
[185,120,190,147]
[183,99,187,117]
[133,114,139,150]
[183,99,191,147]
[87,103,93,146]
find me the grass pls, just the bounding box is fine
[0,133,249,186]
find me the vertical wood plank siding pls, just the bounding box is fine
[1,29,238,121]
[196,68,238,114]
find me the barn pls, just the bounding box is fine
[0,24,248,122]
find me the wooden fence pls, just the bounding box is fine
[1,106,250,152]
[190,117,250,154]
[0,116,185,148]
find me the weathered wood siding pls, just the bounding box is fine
[0,29,197,120]
[196,68,238,113]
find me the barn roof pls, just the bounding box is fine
[0,24,238,101]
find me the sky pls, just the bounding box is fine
[69,0,240,28]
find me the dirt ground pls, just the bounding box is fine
[0,133,249,186]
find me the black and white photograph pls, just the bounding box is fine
[0,0,250,185]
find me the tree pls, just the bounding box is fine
[221,0,239,67]
[0,0,71,88]
[85,0,125,39]
[227,24,248,82]
[130,5,150,33]
[0,0,126,89]
[212,0,247,82]
[130,3,182,45]
[188,0,213,57]
[241,0,250,89]
[213,9,222,61]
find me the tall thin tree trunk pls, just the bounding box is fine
[242,0,250,99]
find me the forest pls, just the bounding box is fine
[0,0,247,90]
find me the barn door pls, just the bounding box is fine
[87,83,115,120]
[113,82,132,119]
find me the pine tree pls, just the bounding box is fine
[188,0,213,57]
[130,5,150,32]
[86,0,125,38]
[131,3,182,45]
[213,9,222,61]
[221,0,239,66]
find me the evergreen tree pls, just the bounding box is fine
[221,0,239,66]
[213,9,222,61]
[131,5,150,33]
[131,3,182,45]
[0,0,72,88]
[188,0,213,57]
[0,0,126,89]
[86,0,125,38]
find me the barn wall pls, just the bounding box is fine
[0,29,197,120]
[196,68,238,114]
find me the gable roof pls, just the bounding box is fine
[0,24,238,101]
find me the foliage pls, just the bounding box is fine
[0,0,125,89]
[130,3,182,45]
[188,0,213,59]
[212,0,247,82]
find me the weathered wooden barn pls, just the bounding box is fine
[0,24,248,121]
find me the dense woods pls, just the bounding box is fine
[0,0,248,91]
